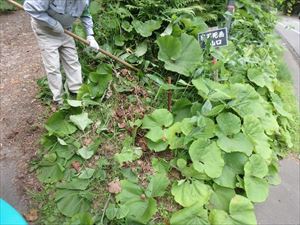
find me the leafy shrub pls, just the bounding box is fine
[32,0,298,224]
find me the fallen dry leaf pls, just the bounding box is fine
[71,161,81,172]
[83,137,93,146]
[24,209,38,222]
[108,180,122,194]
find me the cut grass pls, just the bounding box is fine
[277,59,300,154]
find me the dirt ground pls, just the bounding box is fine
[0,11,45,214]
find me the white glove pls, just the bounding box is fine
[87,36,100,51]
[52,21,64,34]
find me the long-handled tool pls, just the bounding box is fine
[6,0,140,72]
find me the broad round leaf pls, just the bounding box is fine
[132,20,162,37]
[70,113,93,131]
[217,132,253,156]
[171,180,211,207]
[170,203,209,225]
[244,175,269,203]
[157,34,202,77]
[244,154,268,178]
[210,185,235,211]
[216,112,241,136]
[189,140,224,178]
[45,111,77,136]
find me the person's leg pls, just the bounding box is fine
[31,20,63,102]
[59,34,82,94]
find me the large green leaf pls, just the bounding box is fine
[132,20,162,37]
[145,173,170,198]
[77,139,101,160]
[142,109,173,129]
[216,112,241,136]
[170,202,209,225]
[242,115,272,161]
[270,93,292,119]
[209,195,257,225]
[45,111,77,136]
[244,175,269,203]
[214,165,237,189]
[114,146,142,165]
[166,122,185,149]
[70,113,93,131]
[244,154,268,178]
[210,184,235,211]
[171,180,212,207]
[55,190,92,217]
[70,212,94,225]
[56,178,90,191]
[189,140,224,178]
[116,180,157,224]
[37,163,64,183]
[217,132,253,156]
[157,34,202,76]
[224,152,248,175]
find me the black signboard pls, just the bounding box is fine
[198,28,228,48]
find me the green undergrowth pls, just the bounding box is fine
[30,0,298,224]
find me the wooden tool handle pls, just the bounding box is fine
[6,0,140,72]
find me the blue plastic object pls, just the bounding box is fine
[0,199,28,225]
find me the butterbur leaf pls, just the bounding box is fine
[171,180,211,207]
[78,147,94,160]
[224,152,248,175]
[142,109,173,129]
[114,146,142,165]
[189,140,224,178]
[170,202,209,225]
[67,100,82,107]
[270,93,292,120]
[116,180,157,224]
[70,212,94,225]
[244,175,269,203]
[132,19,162,37]
[209,195,257,225]
[106,204,118,220]
[56,178,90,190]
[135,41,148,57]
[217,132,253,156]
[37,163,64,183]
[157,34,202,77]
[210,184,235,211]
[166,122,185,149]
[45,111,77,136]
[244,154,268,178]
[214,165,237,189]
[78,168,95,179]
[55,190,91,217]
[145,173,170,198]
[243,115,272,161]
[70,113,93,131]
[216,112,241,136]
[146,139,168,152]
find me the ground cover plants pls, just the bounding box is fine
[30,0,298,224]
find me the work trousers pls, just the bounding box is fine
[31,19,82,102]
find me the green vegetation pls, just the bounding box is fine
[30,0,299,224]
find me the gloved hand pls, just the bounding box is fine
[87,36,100,51]
[52,21,64,34]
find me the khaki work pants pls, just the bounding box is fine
[31,19,82,102]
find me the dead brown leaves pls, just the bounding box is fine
[24,209,38,222]
[108,180,122,194]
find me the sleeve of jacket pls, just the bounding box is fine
[23,0,58,29]
[80,1,94,36]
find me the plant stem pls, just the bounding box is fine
[100,193,112,224]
